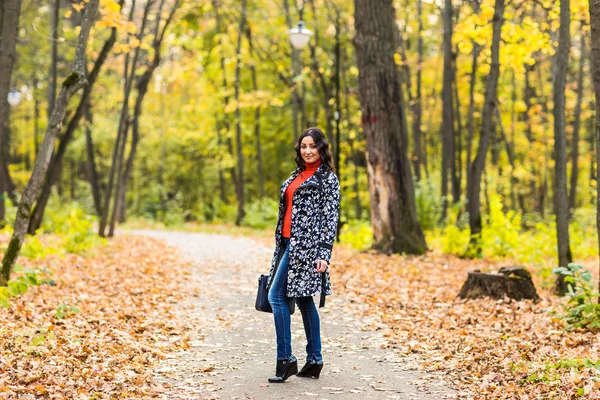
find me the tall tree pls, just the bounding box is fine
[47,0,60,118]
[589,0,600,302]
[233,0,247,225]
[106,0,154,237]
[212,0,238,197]
[0,0,22,226]
[569,23,586,211]
[354,0,427,254]
[413,0,424,181]
[467,0,505,252]
[28,2,122,234]
[246,26,265,200]
[1,0,99,286]
[440,0,455,221]
[117,0,180,224]
[553,0,573,294]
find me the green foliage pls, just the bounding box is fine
[546,358,600,371]
[0,266,53,308]
[241,198,279,229]
[414,179,443,231]
[427,197,598,280]
[553,264,600,331]
[339,219,373,250]
[55,303,80,320]
[40,203,105,254]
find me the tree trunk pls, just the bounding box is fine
[84,105,102,216]
[465,7,480,206]
[553,0,573,295]
[234,0,247,226]
[212,0,238,192]
[412,0,424,181]
[458,267,539,301]
[453,46,462,205]
[354,0,427,255]
[569,23,585,212]
[588,0,600,303]
[440,0,455,222]
[28,3,121,234]
[246,26,265,199]
[47,0,60,118]
[523,63,537,212]
[0,0,22,226]
[1,0,99,286]
[105,0,153,237]
[116,0,179,225]
[467,0,505,253]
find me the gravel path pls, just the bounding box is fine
[133,230,455,400]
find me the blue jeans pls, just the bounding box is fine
[268,237,323,363]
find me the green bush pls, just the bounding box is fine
[553,264,600,331]
[339,219,373,250]
[0,265,53,308]
[242,198,279,229]
[41,204,104,254]
[414,179,443,231]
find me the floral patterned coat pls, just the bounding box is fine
[266,163,340,301]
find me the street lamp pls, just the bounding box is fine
[288,20,312,49]
[7,89,22,107]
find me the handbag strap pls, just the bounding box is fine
[319,272,326,308]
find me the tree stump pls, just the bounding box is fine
[457,267,540,301]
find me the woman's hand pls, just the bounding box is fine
[316,259,328,273]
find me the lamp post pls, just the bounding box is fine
[7,89,23,107]
[288,20,312,50]
[287,16,312,143]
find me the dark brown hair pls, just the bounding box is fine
[294,127,335,173]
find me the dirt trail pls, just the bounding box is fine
[133,230,455,399]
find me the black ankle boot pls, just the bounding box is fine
[296,361,323,378]
[268,358,298,383]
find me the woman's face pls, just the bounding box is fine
[300,136,321,164]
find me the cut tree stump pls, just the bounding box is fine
[457,267,540,301]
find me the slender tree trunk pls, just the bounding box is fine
[589,0,600,301]
[216,116,226,202]
[1,0,99,286]
[467,0,505,252]
[246,27,265,199]
[354,0,427,255]
[84,105,102,216]
[412,0,424,181]
[569,23,585,212]
[117,0,178,225]
[29,3,121,234]
[452,46,462,203]
[234,0,247,225]
[47,0,59,117]
[553,0,573,295]
[0,0,22,226]
[440,0,455,221]
[465,1,480,202]
[212,0,238,191]
[101,0,148,236]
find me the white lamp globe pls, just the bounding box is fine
[7,89,22,107]
[288,21,312,49]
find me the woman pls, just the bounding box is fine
[266,127,340,383]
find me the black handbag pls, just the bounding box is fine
[256,274,296,314]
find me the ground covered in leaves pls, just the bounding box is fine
[2,228,599,399]
[0,234,193,399]
[330,246,600,399]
